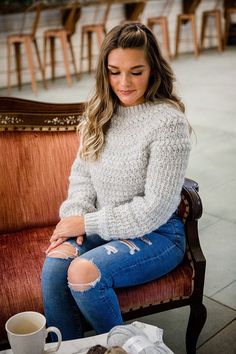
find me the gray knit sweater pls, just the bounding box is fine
[60,102,191,240]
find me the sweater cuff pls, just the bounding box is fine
[84,209,104,236]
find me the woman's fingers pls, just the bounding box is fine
[76,235,84,245]
[45,238,64,254]
[51,216,85,240]
[50,233,60,242]
[50,229,66,242]
[46,218,86,253]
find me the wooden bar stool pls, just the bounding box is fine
[224,7,236,48]
[175,0,201,58]
[175,13,199,58]
[200,1,223,52]
[147,0,174,61]
[43,1,81,86]
[80,0,111,74]
[7,2,46,95]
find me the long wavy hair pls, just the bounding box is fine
[79,22,185,161]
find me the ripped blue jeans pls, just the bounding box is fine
[41,213,185,341]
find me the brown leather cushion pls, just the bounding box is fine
[0,226,193,344]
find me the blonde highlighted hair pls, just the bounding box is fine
[79,22,185,161]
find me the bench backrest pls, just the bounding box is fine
[0,98,84,234]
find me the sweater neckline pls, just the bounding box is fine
[116,101,155,117]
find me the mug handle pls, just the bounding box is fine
[44,326,62,353]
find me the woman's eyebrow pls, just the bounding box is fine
[107,65,146,69]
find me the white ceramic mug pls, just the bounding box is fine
[5,311,62,354]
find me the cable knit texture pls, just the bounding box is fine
[59,102,191,240]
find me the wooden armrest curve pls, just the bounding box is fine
[181,178,203,221]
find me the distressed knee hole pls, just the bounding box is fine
[47,243,78,259]
[68,258,100,292]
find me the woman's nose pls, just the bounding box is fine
[120,73,131,87]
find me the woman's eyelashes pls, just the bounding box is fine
[109,71,142,76]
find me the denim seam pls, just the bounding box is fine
[111,242,178,279]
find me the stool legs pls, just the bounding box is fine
[80,25,106,75]
[148,17,171,61]
[43,34,48,81]
[96,27,105,48]
[224,11,231,48]
[44,30,78,86]
[60,31,72,86]
[7,40,12,96]
[200,13,207,49]
[191,14,199,57]
[7,35,46,95]
[24,37,37,94]
[216,11,223,52]
[80,29,85,74]
[8,38,37,95]
[14,43,22,90]
[175,15,181,58]
[81,31,98,74]
[201,10,223,53]
[87,32,93,73]
[49,37,56,82]
[175,14,199,58]
[162,18,171,61]
[33,39,47,88]
[68,36,80,80]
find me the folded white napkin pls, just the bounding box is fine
[107,321,174,354]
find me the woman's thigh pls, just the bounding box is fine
[64,233,108,255]
[79,214,186,288]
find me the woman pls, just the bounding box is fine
[41,22,191,340]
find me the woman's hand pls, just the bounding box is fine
[45,237,69,254]
[45,216,85,254]
[50,216,85,243]
[45,235,84,254]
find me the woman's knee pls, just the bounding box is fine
[47,243,78,259]
[68,258,101,291]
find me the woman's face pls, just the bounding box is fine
[107,48,151,107]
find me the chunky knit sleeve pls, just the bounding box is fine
[84,113,191,240]
[59,154,97,218]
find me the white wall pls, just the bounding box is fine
[0,0,231,89]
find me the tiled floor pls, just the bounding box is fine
[1,47,236,354]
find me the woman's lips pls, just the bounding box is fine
[119,90,135,95]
